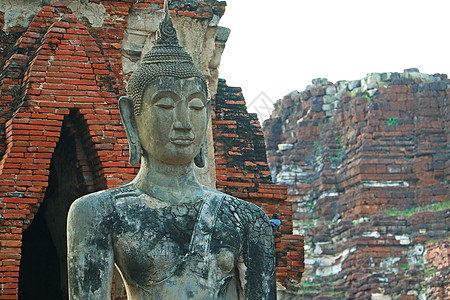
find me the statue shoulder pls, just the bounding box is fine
[68,185,133,223]
[204,187,269,225]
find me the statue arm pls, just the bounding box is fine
[67,194,115,300]
[241,205,277,300]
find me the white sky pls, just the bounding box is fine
[218,0,450,121]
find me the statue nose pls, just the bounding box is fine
[173,104,192,130]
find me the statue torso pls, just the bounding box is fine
[102,185,247,299]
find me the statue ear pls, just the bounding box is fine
[194,135,207,168]
[194,100,211,168]
[119,96,141,165]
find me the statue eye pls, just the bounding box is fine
[189,98,205,110]
[155,97,175,109]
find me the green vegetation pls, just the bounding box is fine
[379,81,389,88]
[302,282,314,287]
[300,282,322,293]
[305,201,314,208]
[420,77,432,83]
[384,201,450,217]
[296,219,320,229]
[386,206,398,215]
[362,94,373,101]
[424,267,437,275]
[328,144,346,161]
[329,290,340,295]
[387,117,398,126]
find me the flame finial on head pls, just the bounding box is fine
[126,0,208,115]
[156,0,178,45]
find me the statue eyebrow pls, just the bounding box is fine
[151,90,179,105]
[187,92,206,103]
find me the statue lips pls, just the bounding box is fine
[170,136,195,146]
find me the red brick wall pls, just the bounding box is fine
[213,78,304,285]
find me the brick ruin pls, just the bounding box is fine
[263,69,449,299]
[213,79,304,294]
[0,1,304,299]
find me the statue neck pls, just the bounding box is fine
[132,155,204,204]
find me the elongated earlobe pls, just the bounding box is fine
[194,136,207,168]
[119,96,141,165]
[194,101,210,168]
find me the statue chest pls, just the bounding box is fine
[110,195,244,292]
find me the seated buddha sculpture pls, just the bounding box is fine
[66,3,276,299]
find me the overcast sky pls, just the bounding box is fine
[218,0,450,121]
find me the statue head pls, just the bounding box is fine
[119,0,209,167]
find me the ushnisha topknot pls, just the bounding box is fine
[126,0,208,115]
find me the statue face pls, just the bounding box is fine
[135,77,208,165]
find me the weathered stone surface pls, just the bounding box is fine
[325,85,336,95]
[278,144,294,151]
[0,0,43,30]
[348,79,361,90]
[67,1,106,27]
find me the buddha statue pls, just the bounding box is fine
[66,2,276,299]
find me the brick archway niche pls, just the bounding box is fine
[0,4,135,296]
[18,109,106,300]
